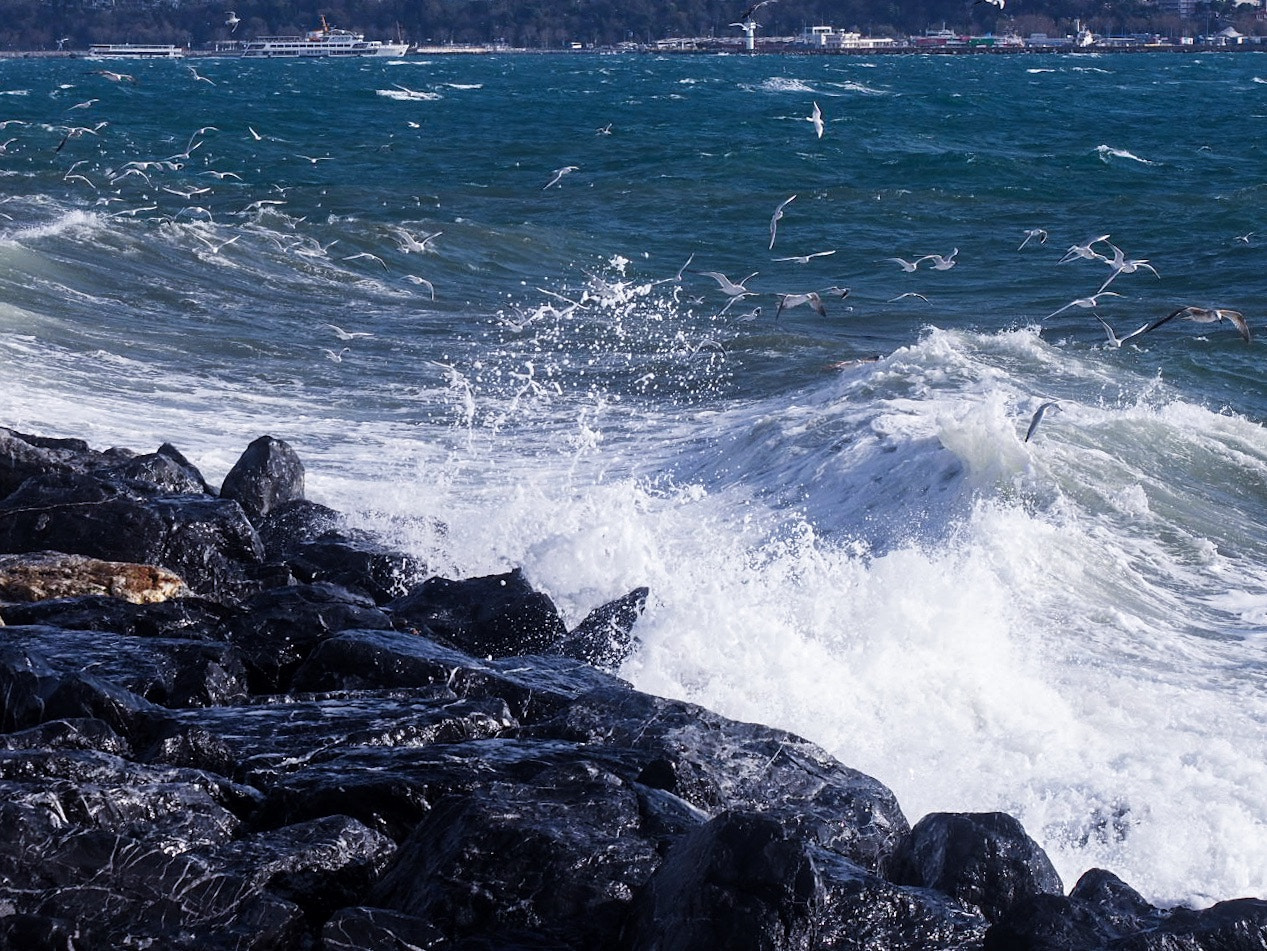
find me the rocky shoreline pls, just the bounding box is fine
[0,425,1262,949]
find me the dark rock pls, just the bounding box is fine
[157,441,215,494]
[623,811,988,951]
[886,811,1064,924]
[220,435,305,523]
[525,684,909,872]
[198,814,397,920]
[622,810,820,951]
[0,426,103,501]
[0,594,237,641]
[282,534,426,604]
[1129,897,1267,950]
[1,624,250,710]
[290,627,621,721]
[0,718,131,757]
[387,568,568,657]
[0,471,264,601]
[323,906,447,951]
[554,585,648,670]
[256,498,344,556]
[226,584,394,693]
[143,689,514,789]
[100,447,212,497]
[370,761,662,948]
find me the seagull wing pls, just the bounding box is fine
[1024,401,1061,443]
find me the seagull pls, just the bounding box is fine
[296,154,333,164]
[226,10,241,31]
[769,194,796,250]
[1150,306,1251,344]
[921,248,958,270]
[775,291,826,321]
[92,69,135,83]
[186,65,216,85]
[391,226,441,254]
[322,347,350,363]
[325,323,373,340]
[1095,315,1154,348]
[824,286,850,299]
[699,270,758,299]
[1097,242,1159,293]
[774,250,835,264]
[1235,231,1254,244]
[888,292,929,303]
[1018,228,1048,250]
[808,101,824,139]
[976,0,1005,8]
[543,165,578,189]
[1024,401,1061,443]
[191,232,240,254]
[203,169,243,181]
[343,251,388,269]
[595,123,612,135]
[1059,234,1111,264]
[887,256,925,272]
[738,0,777,20]
[402,275,436,298]
[1045,291,1122,320]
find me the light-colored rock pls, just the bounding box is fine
[0,550,188,604]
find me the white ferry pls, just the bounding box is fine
[87,44,185,58]
[241,17,409,57]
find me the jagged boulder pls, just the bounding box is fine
[555,585,648,670]
[387,567,568,657]
[886,811,1064,924]
[219,435,305,523]
[0,471,263,601]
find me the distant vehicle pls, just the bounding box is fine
[87,44,185,58]
[241,16,409,57]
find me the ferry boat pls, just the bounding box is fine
[241,17,409,57]
[87,44,185,58]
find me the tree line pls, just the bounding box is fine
[0,0,1259,52]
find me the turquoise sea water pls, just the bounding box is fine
[2,50,1266,907]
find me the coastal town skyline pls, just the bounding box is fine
[1,0,1262,52]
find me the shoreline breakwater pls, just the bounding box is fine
[0,425,1263,949]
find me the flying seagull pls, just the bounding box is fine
[1045,291,1122,321]
[1024,401,1061,443]
[769,194,796,250]
[543,165,578,189]
[1149,306,1251,344]
[808,101,824,139]
[738,0,777,21]
[1018,228,1048,250]
[1095,315,1154,348]
[774,291,826,321]
[226,10,241,31]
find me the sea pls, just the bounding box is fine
[1,48,1265,910]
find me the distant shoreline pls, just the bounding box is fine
[0,42,1258,60]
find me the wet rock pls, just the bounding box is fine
[226,583,394,693]
[886,811,1064,924]
[387,567,568,657]
[623,811,987,951]
[524,684,909,872]
[0,594,237,641]
[0,550,188,604]
[554,585,648,670]
[322,906,447,951]
[0,426,105,501]
[220,435,305,523]
[1,623,250,710]
[289,627,620,721]
[0,471,263,601]
[369,761,662,948]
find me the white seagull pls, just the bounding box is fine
[1018,228,1048,250]
[1097,242,1159,293]
[1150,305,1251,344]
[775,291,826,321]
[1024,401,1060,443]
[226,11,241,31]
[1045,291,1122,320]
[769,194,795,250]
[808,101,824,139]
[1059,234,1111,264]
[774,250,835,264]
[543,166,578,189]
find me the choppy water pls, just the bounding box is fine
[2,49,1266,908]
